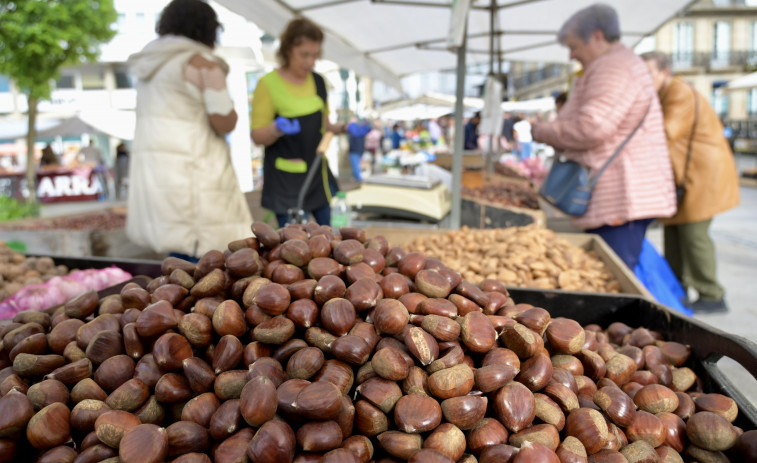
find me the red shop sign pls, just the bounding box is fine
[37,167,104,203]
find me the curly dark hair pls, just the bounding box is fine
[156,0,221,48]
[277,18,324,68]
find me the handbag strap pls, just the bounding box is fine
[679,83,699,190]
[588,95,653,189]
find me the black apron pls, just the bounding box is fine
[261,72,338,215]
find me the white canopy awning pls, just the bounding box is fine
[0,111,135,141]
[376,92,483,120]
[216,0,694,89]
[726,71,757,91]
[502,96,556,113]
[0,119,60,140]
[374,92,557,120]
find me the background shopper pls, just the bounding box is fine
[464,112,481,151]
[532,4,677,270]
[347,117,371,182]
[513,113,534,160]
[127,0,252,259]
[642,51,740,313]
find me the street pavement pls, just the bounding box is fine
[644,155,757,346]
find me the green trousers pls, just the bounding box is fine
[663,219,724,301]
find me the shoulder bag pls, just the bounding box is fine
[676,84,699,205]
[539,98,652,217]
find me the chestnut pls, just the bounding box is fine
[26,402,70,450]
[119,423,168,463]
[247,418,296,462]
[0,389,35,438]
[394,393,442,433]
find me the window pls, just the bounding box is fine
[81,70,105,90]
[673,22,694,67]
[0,75,10,93]
[135,12,151,32]
[116,13,127,31]
[55,74,75,89]
[749,22,757,66]
[712,81,729,118]
[713,21,732,67]
[748,89,757,116]
[114,66,134,89]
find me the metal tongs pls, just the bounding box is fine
[287,131,335,224]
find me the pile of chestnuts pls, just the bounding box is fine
[0,221,755,463]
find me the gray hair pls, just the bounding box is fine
[640,51,671,72]
[558,3,621,44]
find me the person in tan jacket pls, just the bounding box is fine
[642,52,740,314]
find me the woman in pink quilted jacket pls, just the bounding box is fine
[533,4,676,270]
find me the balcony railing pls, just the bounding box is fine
[670,51,757,71]
[512,63,568,90]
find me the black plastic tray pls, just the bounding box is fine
[507,287,757,431]
[39,254,164,279]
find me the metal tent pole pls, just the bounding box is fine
[486,0,496,175]
[451,31,467,230]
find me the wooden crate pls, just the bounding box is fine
[364,226,651,297]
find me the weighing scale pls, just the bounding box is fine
[345,174,451,222]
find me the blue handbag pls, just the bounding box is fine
[538,159,593,216]
[539,102,651,216]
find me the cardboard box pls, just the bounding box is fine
[364,226,652,298]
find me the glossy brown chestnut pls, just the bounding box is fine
[119,423,168,463]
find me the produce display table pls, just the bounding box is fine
[1,221,755,461]
[365,226,651,297]
[0,209,161,260]
[508,287,757,429]
[459,169,546,229]
[42,254,163,278]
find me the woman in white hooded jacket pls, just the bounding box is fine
[126,0,252,260]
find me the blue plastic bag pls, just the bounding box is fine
[634,239,692,316]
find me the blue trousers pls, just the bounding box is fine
[519,142,533,160]
[349,152,363,181]
[586,218,654,271]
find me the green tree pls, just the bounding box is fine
[0,0,117,204]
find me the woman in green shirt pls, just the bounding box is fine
[250,18,345,227]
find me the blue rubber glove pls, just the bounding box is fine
[275,116,301,136]
[347,122,371,137]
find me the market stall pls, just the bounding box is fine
[217,0,695,229]
[375,93,484,122]
[0,221,755,462]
